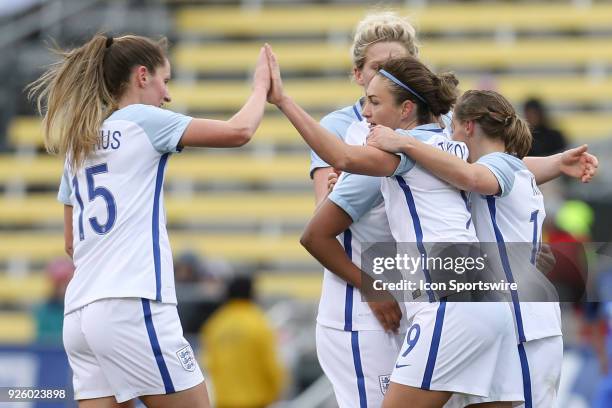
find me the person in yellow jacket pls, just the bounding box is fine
[200,275,286,408]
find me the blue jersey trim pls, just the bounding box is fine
[141,299,175,394]
[422,299,446,390]
[517,343,533,408]
[486,196,527,343]
[395,176,435,302]
[353,102,363,121]
[152,153,170,302]
[351,331,368,408]
[72,176,85,241]
[343,229,354,332]
[460,190,472,230]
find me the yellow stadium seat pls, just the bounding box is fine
[0,154,310,185]
[173,39,612,73]
[0,312,35,343]
[175,4,612,36]
[8,116,42,148]
[256,271,322,301]
[0,193,315,225]
[0,273,50,303]
[0,232,311,264]
[167,76,612,111]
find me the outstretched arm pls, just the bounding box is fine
[367,125,501,195]
[523,145,598,185]
[265,44,399,177]
[179,46,270,148]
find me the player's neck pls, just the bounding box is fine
[469,137,505,162]
[117,91,143,110]
[398,117,418,131]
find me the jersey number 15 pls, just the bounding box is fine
[72,163,117,240]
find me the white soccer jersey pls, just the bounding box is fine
[471,152,562,342]
[57,104,192,314]
[313,101,405,331]
[382,124,477,246]
[381,125,523,401]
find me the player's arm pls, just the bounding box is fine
[64,205,73,258]
[368,125,500,195]
[523,145,598,184]
[301,200,362,287]
[312,167,334,205]
[265,45,399,176]
[301,200,401,332]
[179,47,269,148]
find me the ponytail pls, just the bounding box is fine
[378,56,458,124]
[504,115,532,158]
[454,90,532,158]
[28,33,167,170]
[28,34,113,170]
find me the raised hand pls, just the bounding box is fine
[367,125,407,153]
[264,44,285,106]
[252,46,271,93]
[560,144,599,183]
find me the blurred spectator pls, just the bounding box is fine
[545,200,594,302]
[523,97,567,157]
[175,251,229,334]
[33,258,74,344]
[175,250,233,283]
[200,275,285,408]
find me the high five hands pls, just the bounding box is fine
[253,45,271,94]
[264,44,285,106]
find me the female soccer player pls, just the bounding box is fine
[311,11,419,203]
[367,90,598,407]
[305,12,418,407]
[267,44,526,407]
[28,34,270,408]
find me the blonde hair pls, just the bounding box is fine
[454,90,532,158]
[28,33,167,170]
[351,11,419,71]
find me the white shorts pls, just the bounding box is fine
[516,335,563,408]
[316,323,404,408]
[63,298,204,403]
[392,301,524,404]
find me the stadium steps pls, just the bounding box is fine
[10,113,612,151]
[0,232,310,264]
[174,38,612,73]
[167,76,612,111]
[175,4,612,36]
[0,193,315,225]
[0,273,50,304]
[0,270,321,305]
[0,312,34,343]
[0,154,311,185]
